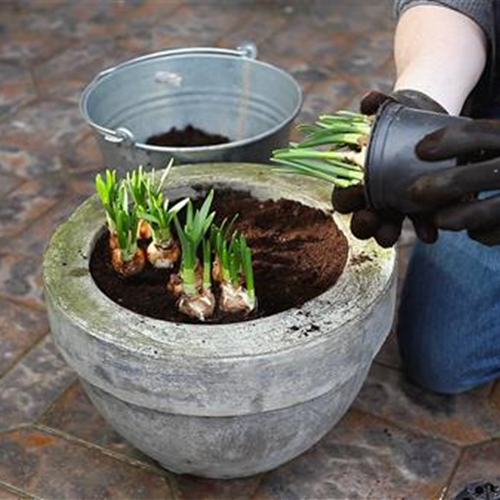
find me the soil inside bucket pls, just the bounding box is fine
[146,125,230,147]
[90,189,348,324]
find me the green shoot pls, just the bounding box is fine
[140,193,189,245]
[216,231,257,313]
[95,169,139,260]
[240,236,256,306]
[228,234,242,287]
[211,224,224,260]
[202,239,211,291]
[219,214,239,241]
[126,165,148,211]
[126,158,174,211]
[211,215,239,260]
[211,217,241,284]
[113,184,140,262]
[95,169,120,232]
[271,111,372,188]
[174,190,216,296]
[212,225,255,302]
[220,242,231,283]
[155,158,174,195]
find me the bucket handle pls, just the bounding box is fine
[96,42,258,81]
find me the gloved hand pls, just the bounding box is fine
[410,119,500,246]
[332,89,446,248]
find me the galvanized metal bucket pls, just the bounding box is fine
[80,44,303,171]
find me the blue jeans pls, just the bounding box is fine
[398,230,500,394]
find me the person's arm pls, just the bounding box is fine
[394,4,489,115]
[333,1,494,247]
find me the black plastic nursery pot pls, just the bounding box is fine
[365,102,471,214]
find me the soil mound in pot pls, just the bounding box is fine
[90,189,348,324]
[146,125,230,147]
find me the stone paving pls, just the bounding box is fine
[0,1,498,499]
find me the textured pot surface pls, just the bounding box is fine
[43,163,397,478]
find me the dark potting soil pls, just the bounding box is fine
[90,190,348,324]
[146,125,230,147]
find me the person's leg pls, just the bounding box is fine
[397,230,500,394]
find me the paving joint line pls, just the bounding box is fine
[0,423,33,435]
[438,448,464,500]
[0,479,38,500]
[372,359,403,372]
[33,423,179,499]
[0,326,49,380]
[370,362,404,376]
[33,423,174,480]
[0,93,45,127]
[0,172,25,195]
[35,378,79,424]
[0,95,38,126]
[460,434,500,451]
[0,332,49,383]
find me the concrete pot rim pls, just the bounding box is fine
[43,163,396,360]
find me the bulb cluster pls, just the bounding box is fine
[95,162,256,322]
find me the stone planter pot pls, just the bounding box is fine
[43,163,396,479]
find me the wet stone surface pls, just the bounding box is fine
[175,474,262,500]
[0,0,497,498]
[444,440,500,499]
[0,253,45,309]
[41,381,153,465]
[0,146,64,178]
[0,173,22,197]
[354,364,500,446]
[0,428,173,500]
[0,299,48,378]
[251,410,460,500]
[0,63,36,119]
[0,178,66,238]
[0,335,76,431]
[0,100,88,154]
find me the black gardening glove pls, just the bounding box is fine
[332,89,447,248]
[410,119,500,246]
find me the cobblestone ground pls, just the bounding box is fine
[0,1,498,499]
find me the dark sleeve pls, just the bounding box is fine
[394,0,494,40]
